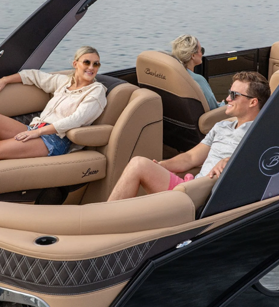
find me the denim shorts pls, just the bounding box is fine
[27,125,71,156]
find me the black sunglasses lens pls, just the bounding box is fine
[229,90,236,100]
[201,47,205,55]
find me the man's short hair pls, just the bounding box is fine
[232,71,270,109]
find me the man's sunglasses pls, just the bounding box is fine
[228,89,254,100]
[80,60,101,68]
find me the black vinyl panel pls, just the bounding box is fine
[258,47,271,79]
[139,84,205,152]
[163,119,204,152]
[203,49,258,79]
[0,0,92,78]
[116,201,279,307]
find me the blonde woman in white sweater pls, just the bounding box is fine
[0,46,107,159]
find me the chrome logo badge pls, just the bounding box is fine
[259,146,279,176]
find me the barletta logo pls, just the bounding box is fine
[260,147,279,200]
[259,146,279,177]
[144,68,166,80]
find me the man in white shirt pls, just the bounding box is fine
[108,71,270,201]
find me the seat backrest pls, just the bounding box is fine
[173,176,217,213]
[0,83,50,117]
[136,50,209,153]
[269,70,279,94]
[94,74,138,125]
[81,86,163,203]
[268,41,279,80]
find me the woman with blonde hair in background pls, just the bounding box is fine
[172,34,225,110]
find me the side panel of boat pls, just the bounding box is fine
[113,201,279,307]
[0,0,97,78]
[203,47,270,101]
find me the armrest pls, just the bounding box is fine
[198,105,231,135]
[0,191,195,235]
[173,176,217,210]
[66,124,113,146]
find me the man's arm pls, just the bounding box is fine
[157,143,211,173]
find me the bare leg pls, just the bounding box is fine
[0,114,28,140]
[0,138,49,159]
[0,114,49,159]
[107,156,171,201]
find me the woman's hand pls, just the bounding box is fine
[14,129,41,142]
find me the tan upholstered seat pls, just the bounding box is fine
[136,50,229,155]
[173,176,218,211]
[270,70,279,94]
[0,74,163,203]
[268,41,279,81]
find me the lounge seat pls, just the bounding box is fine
[269,70,279,94]
[0,184,278,307]
[0,74,163,203]
[268,41,279,81]
[136,50,230,156]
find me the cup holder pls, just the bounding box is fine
[35,236,58,246]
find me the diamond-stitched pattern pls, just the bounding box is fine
[0,241,153,286]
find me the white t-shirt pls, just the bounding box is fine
[196,120,253,178]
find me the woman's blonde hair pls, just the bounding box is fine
[73,46,99,61]
[171,34,199,65]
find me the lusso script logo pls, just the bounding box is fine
[259,146,279,176]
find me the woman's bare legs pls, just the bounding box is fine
[0,114,28,139]
[0,114,49,159]
[107,156,171,201]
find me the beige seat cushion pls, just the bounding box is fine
[0,150,106,194]
[268,41,279,80]
[270,70,279,94]
[173,176,218,211]
[66,124,113,146]
[198,105,232,134]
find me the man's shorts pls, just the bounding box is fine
[168,172,194,190]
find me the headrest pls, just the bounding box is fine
[96,74,127,95]
[136,50,209,112]
[270,70,279,94]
